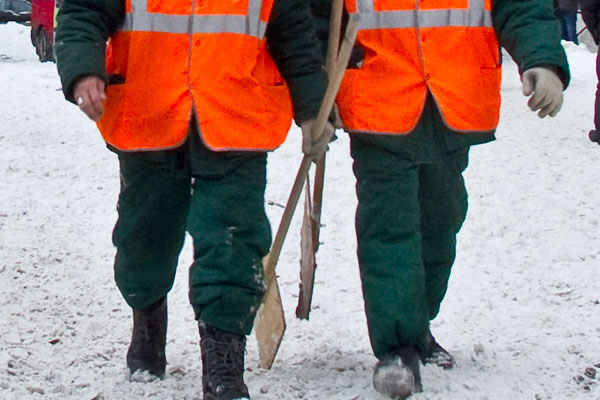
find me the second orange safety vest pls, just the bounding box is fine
[338,0,502,134]
[99,0,293,152]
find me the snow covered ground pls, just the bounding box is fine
[1,22,600,400]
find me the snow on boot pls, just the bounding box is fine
[126,297,167,379]
[421,330,455,370]
[199,322,250,400]
[373,346,422,399]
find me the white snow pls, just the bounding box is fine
[1,21,600,399]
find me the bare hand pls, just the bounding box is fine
[73,76,106,121]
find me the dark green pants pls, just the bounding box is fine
[112,125,271,336]
[350,135,469,359]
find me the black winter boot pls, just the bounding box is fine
[199,322,250,400]
[126,297,167,379]
[373,346,422,399]
[421,330,455,370]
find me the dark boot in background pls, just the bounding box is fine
[199,322,250,400]
[373,346,422,399]
[126,297,167,379]
[421,330,455,370]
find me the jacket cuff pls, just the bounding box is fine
[286,69,328,124]
[56,42,107,104]
[520,62,571,90]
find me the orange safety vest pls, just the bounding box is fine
[339,0,502,134]
[99,0,293,152]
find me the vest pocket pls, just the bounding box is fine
[108,74,126,85]
[479,29,501,70]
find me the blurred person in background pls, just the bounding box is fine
[582,0,600,141]
[555,0,580,44]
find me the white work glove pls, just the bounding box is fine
[521,67,564,118]
[300,119,335,160]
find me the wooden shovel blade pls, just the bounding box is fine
[254,261,286,369]
[296,186,317,319]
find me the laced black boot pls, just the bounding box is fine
[126,297,167,379]
[421,330,455,370]
[199,322,250,400]
[373,346,422,399]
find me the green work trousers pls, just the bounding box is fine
[350,134,469,359]
[111,123,271,336]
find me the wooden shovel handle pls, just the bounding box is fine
[263,15,360,286]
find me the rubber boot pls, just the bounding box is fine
[126,297,167,379]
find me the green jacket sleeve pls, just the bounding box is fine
[310,0,334,60]
[267,0,328,123]
[55,0,124,103]
[310,0,364,67]
[493,0,570,88]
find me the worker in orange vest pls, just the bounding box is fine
[312,0,569,398]
[55,0,333,398]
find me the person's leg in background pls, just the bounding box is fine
[589,52,600,141]
[595,51,600,131]
[557,9,580,44]
[564,9,580,44]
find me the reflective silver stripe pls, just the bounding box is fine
[191,14,266,36]
[351,0,492,29]
[356,0,374,12]
[246,0,264,38]
[121,0,267,38]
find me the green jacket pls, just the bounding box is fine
[55,0,328,124]
[311,0,570,154]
